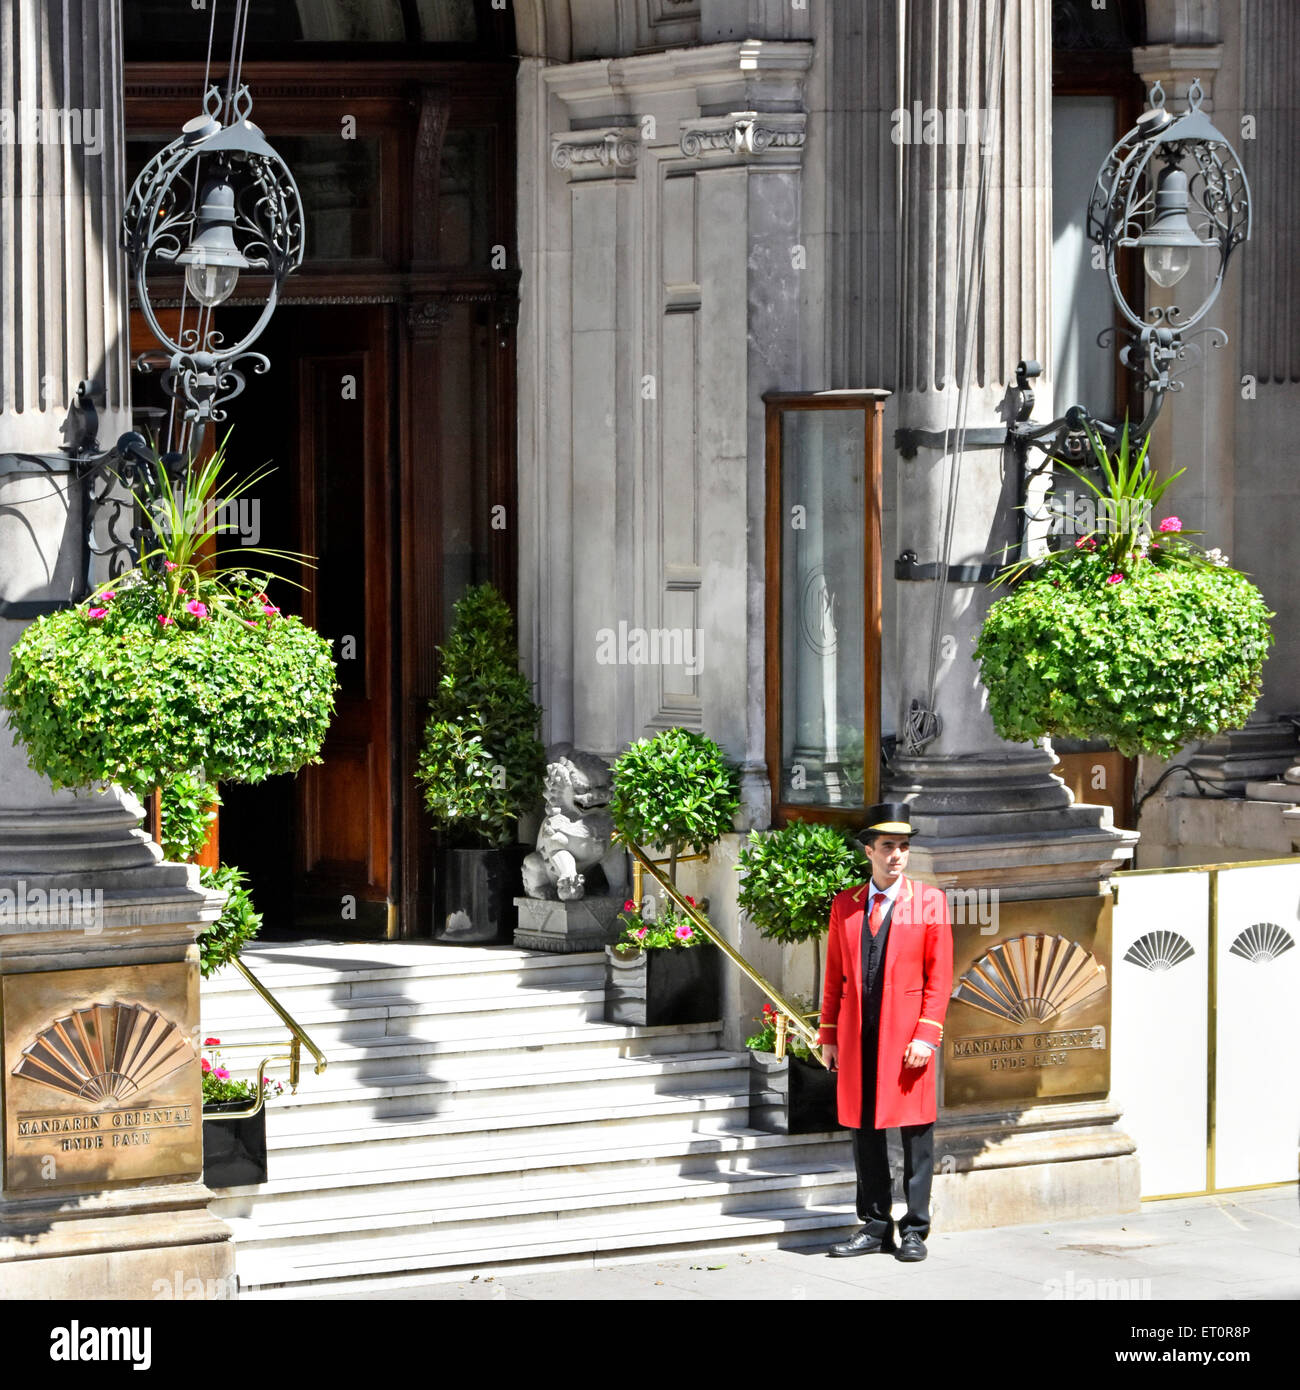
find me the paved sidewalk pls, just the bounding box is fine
[374,1186,1299,1300]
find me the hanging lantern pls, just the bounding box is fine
[122,83,304,436]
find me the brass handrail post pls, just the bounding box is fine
[230,954,328,1075]
[623,840,827,1067]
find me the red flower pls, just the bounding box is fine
[685,895,696,906]
[622,899,637,912]
[204,1037,220,1046]
[200,1058,212,1073]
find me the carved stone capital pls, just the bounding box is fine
[550,128,641,178]
[678,111,806,161]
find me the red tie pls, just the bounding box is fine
[868,892,886,937]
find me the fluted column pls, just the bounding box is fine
[886,0,1136,896]
[0,1,230,1299]
[0,0,189,891]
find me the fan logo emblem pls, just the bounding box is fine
[1123,930,1195,972]
[11,1001,195,1105]
[952,934,1107,1025]
[1228,922,1295,964]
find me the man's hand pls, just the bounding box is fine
[821,1042,838,1070]
[903,1041,932,1070]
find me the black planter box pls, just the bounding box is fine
[202,1100,268,1188]
[436,843,530,945]
[749,1051,844,1135]
[604,942,721,1026]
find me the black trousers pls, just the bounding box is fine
[853,1024,934,1239]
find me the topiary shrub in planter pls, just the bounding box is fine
[416,584,546,943]
[735,823,862,1134]
[604,898,721,1026]
[609,727,740,883]
[736,820,866,1002]
[974,425,1274,759]
[746,1000,842,1135]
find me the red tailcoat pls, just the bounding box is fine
[818,876,954,1129]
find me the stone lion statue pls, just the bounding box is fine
[521,744,628,902]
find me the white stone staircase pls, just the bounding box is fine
[200,942,856,1296]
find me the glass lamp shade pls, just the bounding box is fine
[1142,243,1192,288]
[184,261,240,307]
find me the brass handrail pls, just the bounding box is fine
[202,955,329,1122]
[624,841,828,1069]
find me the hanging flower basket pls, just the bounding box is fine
[974,428,1273,759]
[3,444,337,796]
[2,570,337,796]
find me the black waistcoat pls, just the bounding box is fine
[861,895,893,1033]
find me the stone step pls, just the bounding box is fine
[207,1020,724,1089]
[253,1092,759,1179]
[203,953,607,1013]
[232,1203,859,1293]
[247,1052,751,1134]
[205,941,604,984]
[222,1165,856,1251]
[202,987,614,1048]
[211,1129,853,1215]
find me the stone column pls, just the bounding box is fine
[886,0,1139,1230]
[887,0,1137,897]
[0,0,231,1297]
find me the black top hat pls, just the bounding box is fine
[858,802,915,839]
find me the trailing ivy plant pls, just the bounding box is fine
[736,821,866,1001]
[159,772,221,862]
[610,727,740,882]
[194,864,263,979]
[416,584,546,848]
[974,423,1273,758]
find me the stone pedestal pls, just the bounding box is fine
[930,1099,1140,1232]
[513,895,624,952]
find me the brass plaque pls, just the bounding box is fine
[942,896,1111,1106]
[3,963,202,1193]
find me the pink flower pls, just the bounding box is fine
[101,591,116,602]
[185,600,209,619]
[1107,573,1124,585]
[164,560,177,571]
[634,927,648,939]
[623,899,637,912]
[675,924,693,941]
[1158,517,1182,533]
[214,1067,230,1080]
[87,607,108,620]
[243,619,258,628]
[157,614,175,626]
[262,604,280,617]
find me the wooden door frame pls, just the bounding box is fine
[763,392,887,829]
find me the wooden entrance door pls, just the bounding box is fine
[209,303,393,934]
[294,307,393,930]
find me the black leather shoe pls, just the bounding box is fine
[828,1227,895,1257]
[895,1232,928,1262]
